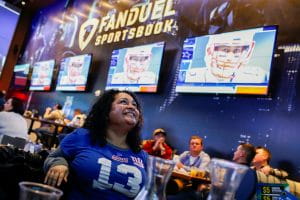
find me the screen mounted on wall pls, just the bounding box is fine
[105,42,165,93]
[56,54,92,91]
[12,63,30,90]
[0,0,20,77]
[29,60,55,91]
[176,25,278,95]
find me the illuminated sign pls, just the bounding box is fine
[78,0,177,50]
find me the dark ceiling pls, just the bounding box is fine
[3,0,59,11]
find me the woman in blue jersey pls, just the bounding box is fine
[44,89,147,200]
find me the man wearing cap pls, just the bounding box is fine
[142,128,173,160]
[185,32,267,83]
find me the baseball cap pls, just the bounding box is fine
[153,128,166,136]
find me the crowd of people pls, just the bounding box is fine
[0,89,297,199]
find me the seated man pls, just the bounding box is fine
[252,146,288,178]
[176,135,210,172]
[142,128,172,159]
[167,136,210,198]
[35,103,65,148]
[43,103,65,123]
[232,143,257,200]
[251,147,299,198]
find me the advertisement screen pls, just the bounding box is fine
[56,54,92,91]
[105,42,165,93]
[0,0,20,77]
[29,60,55,91]
[176,26,278,95]
[12,64,30,90]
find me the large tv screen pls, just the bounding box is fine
[0,0,20,77]
[29,60,55,91]
[105,42,165,93]
[176,26,278,95]
[56,54,92,91]
[12,63,30,90]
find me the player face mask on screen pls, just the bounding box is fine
[38,64,50,79]
[69,61,83,77]
[206,34,255,81]
[125,49,151,81]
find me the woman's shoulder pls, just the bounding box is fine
[0,111,23,119]
[0,111,10,116]
[62,128,91,143]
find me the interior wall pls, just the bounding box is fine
[10,0,300,180]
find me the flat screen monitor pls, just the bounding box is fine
[12,63,30,90]
[105,42,165,93]
[0,0,20,77]
[29,60,55,91]
[56,54,92,91]
[175,25,278,95]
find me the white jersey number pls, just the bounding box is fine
[93,157,142,197]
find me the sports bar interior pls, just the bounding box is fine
[0,0,300,199]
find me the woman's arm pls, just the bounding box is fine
[44,147,69,187]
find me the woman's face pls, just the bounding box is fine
[4,98,13,111]
[109,92,140,129]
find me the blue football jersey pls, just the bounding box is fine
[60,128,148,200]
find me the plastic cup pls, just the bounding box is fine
[19,181,63,200]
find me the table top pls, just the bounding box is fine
[25,116,76,129]
[172,170,210,183]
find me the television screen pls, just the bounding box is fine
[0,0,20,77]
[175,26,278,95]
[56,54,92,91]
[105,42,165,92]
[12,63,30,90]
[29,60,55,91]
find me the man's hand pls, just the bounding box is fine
[153,138,163,150]
[260,165,273,175]
[176,161,184,169]
[45,107,52,113]
[44,165,69,187]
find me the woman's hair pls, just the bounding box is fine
[9,97,25,115]
[83,89,143,153]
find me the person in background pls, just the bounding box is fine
[64,108,86,128]
[176,135,210,172]
[43,103,65,122]
[34,103,65,148]
[142,128,173,159]
[252,146,288,178]
[44,89,147,200]
[0,91,6,111]
[0,97,28,142]
[232,143,257,200]
[166,136,210,199]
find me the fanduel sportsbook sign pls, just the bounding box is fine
[78,0,177,50]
